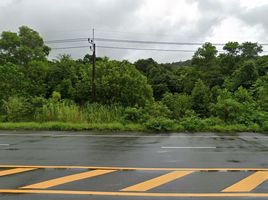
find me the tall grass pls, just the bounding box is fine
[35,101,124,123]
[83,103,124,123]
[36,100,86,123]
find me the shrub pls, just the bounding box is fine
[202,117,223,126]
[211,98,243,123]
[162,93,192,120]
[144,101,171,119]
[122,107,149,123]
[2,96,33,122]
[145,117,175,132]
[179,111,205,131]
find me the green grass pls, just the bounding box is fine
[0,122,266,133]
[0,122,144,131]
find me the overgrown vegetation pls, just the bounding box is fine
[0,26,268,132]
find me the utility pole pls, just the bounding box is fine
[88,29,96,102]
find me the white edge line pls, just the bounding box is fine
[161,146,217,149]
[0,144,10,146]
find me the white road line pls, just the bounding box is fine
[0,144,10,146]
[161,146,217,149]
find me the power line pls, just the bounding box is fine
[97,45,198,52]
[95,38,225,46]
[51,45,197,52]
[51,45,268,53]
[45,37,268,46]
[45,38,88,44]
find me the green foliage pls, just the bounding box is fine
[122,107,149,123]
[96,60,154,106]
[211,97,243,123]
[191,80,210,116]
[0,63,25,102]
[143,101,172,119]
[1,26,268,132]
[252,73,268,112]
[37,99,86,123]
[179,111,205,131]
[52,91,61,101]
[0,26,50,65]
[226,60,258,90]
[192,42,218,67]
[162,93,192,119]
[145,117,175,132]
[2,96,33,122]
[83,103,124,123]
[239,42,263,59]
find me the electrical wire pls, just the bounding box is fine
[45,37,268,46]
[51,45,196,52]
[51,45,224,53]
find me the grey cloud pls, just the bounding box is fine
[238,5,268,32]
[0,0,267,62]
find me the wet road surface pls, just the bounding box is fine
[0,131,267,200]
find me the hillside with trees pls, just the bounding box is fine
[0,26,268,132]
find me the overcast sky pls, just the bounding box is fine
[1,0,268,63]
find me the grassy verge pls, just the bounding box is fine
[0,122,266,133]
[0,122,145,132]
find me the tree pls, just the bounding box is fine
[191,80,210,116]
[22,61,49,97]
[256,55,268,76]
[252,73,268,112]
[226,60,258,90]
[96,60,153,106]
[239,42,263,59]
[0,63,25,102]
[0,26,50,65]
[219,42,242,75]
[46,55,78,100]
[223,42,240,56]
[162,93,192,119]
[192,42,218,68]
[134,58,158,75]
[192,43,223,87]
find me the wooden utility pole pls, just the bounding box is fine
[88,29,96,102]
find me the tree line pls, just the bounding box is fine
[0,26,268,131]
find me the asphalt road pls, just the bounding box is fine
[0,130,267,200]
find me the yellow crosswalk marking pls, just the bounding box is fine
[0,168,36,176]
[121,171,193,192]
[21,169,116,189]
[222,171,268,192]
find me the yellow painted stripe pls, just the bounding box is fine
[0,189,268,197]
[0,168,36,176]
[0,164,267,171]
[122,171,193,191]
[21,169,116,189]
[222,171,268,192]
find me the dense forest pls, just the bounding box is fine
[0,26,268,132]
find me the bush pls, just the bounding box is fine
[145,117,175,132]
[162,93,192,120]
[144,101,171,119]
[179,111,205,131]
[211,98,243,123]
[202,117,223,126]
[122,107,149,123]
[2,96,33,122]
